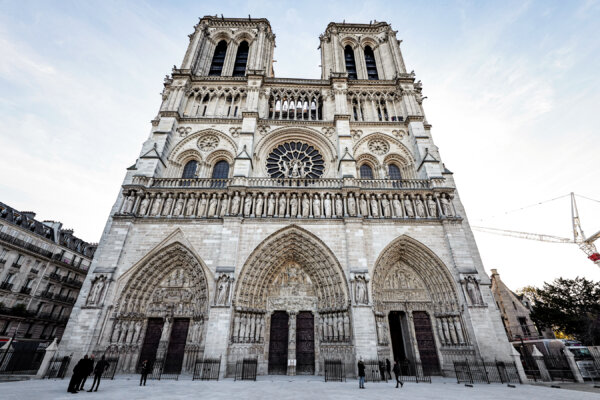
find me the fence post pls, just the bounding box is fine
[510,346,528,383]
[563,348,584,383]
[36,339,58,378]
[530,347,551,382]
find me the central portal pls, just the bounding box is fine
[296,311,315,374]
[268,311,289,374]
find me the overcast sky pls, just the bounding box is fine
[1,0,599,290]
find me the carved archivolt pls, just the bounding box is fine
[372,235,459,313]
[168,128,238,165]
[115,242,210,319]
[233,225,348,311]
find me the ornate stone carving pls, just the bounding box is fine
[215,273,234,306]
[177,126,192,137]
[322,127,335,136]
[229,127,241,138]
[351,129,362,140]
[368,139,389,155]
[197,134,219,151]
[461,275,485,306]
[265,141,325,179]
[352,273,369,305]
[86,275,108,306]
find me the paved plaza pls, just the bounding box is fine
[2,376,600,400]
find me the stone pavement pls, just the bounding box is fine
[1,376,599,400]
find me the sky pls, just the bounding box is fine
[0,0,599,290]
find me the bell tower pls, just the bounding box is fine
[320,21,407,80]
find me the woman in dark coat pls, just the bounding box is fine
[357,358,366,389]
[392,360,404,388]
[67,356,87,393]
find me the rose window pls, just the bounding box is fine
[266,142,325,179]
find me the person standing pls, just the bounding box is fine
[357,358,366,389]
[393,360,404,388]
[386,358,392,380]
[140,360,150,386]
[79,354,95,391]
[67,356,86,393]
[88,355,109,392]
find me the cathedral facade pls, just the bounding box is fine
[59,16,513,377]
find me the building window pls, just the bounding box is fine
[364,46,379,80]
[232,41,249,77]
[518,317,531,336]
[208,40,227,76]
[344,45,357,80]
[211,160,230,180]
[360,164,374,179]
[182,160,198,179]
[388,164,402,180]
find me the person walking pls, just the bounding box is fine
[88,355,109,392]
[386,358,391,380]
[357,358,366,389]
[79,354,94,391]
[140,360,150,386]
[67,356,86,393]
[393,360,404,388]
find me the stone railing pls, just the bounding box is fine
[119,177,458,221]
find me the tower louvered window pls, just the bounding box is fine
[233,41,249,77]
[209,40,227,76]
[364,46,379,80]
[344,45,357,80]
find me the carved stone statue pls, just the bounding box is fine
[244,195,253,216]
[197,194,207,217]
[355,277,368,304]
[185,196,196,216]
[403,196,414,217]
[208,194,218,217]
[313,194,321,217]
[427,195,437,217]
[133,321,142,343]
[124,194,135,214]
[415,196,426,217]
[335,194,343,217]
[370,195,379,218]
[301,194,310,217]
[359,195,368,217]
[465,276,484,305]
[163,195,173,216]
[255,193,264,217]
[441,194,453,216]
[139,196,149,216]
[219,194,229,217]
[290,194,298,217]
[392,195,402,218]
[150,194,162,216]
[231,192,240,216]
[111,321,121,343]
[278,194,286,217]
[267,194,275,216]
[216,276,231,305]
[87,277,106,306]
[381,195,391,217]
[173,196,184,216]
[324,194,332,217]
[347,193,357,216]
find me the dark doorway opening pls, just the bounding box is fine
[412,311,441,375]
[388,311,407,362]
[296,311,315,375]
[164,318,190,374]
[268,311,289,374]
[138,318,164,371]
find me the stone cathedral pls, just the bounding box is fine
[59,16,513,377]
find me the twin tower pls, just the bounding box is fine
[59,16,514,379]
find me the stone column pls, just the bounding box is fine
[35,338,58,378]
[287,312,297,376]
[510,346,528,383]
[563,347,584,383]
[531,347,552,382]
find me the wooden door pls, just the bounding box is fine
[412,311,441,375]
[268,311,289,375]
[163,318,190,374]
[296,311,315,374]
[138,318,164,371]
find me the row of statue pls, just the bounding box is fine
[110,319,143,345]
[318,311,351,343]
[436,315,467,346]
[120,189,456,220]
[231,312,265,343]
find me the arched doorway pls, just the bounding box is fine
[372,236,469,375]
[231,226,350,375]
[104,242,210,374]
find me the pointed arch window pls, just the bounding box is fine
[211,160,230,179]
[182,160,198,179]
[360,164,374,179]
[364,46,379,80]
[233,41,249,77]
[209,40,227,76]
[344,45,357,80]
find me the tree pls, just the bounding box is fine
[529,277,600,345]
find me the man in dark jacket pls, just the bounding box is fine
[78,354,94,391]
[88,355,109,392]
[357,358,366,389]
[386,358,392,380]
[67,355,87,393]
[140,360,151,386]
[392,360,404,388]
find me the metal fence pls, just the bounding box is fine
[234,358,258,381]
[398,361,432,383]
[363,360,387,382]
[147,359,179,381]
[324,359,345,382]
[543,354,575,382]
[44,355,72,379]
[0,348,45,375]
[193,358,221,381]
[453,359,521,384]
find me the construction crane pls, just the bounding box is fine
[472,193,600,266]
